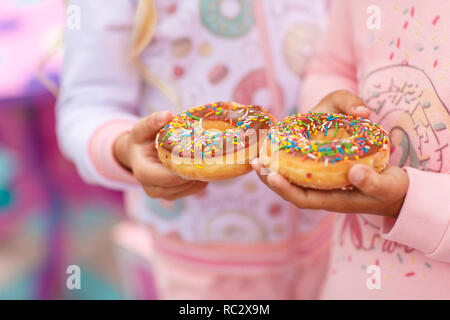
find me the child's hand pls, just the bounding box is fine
[311,90,371,118]
[114,111,208,200]
[253,90,409,218]
[253,162,409,218]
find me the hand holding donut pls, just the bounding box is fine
[311,90,372,118]
[114,111,208,201]
[253,90,409,218]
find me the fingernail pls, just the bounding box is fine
[157,111,169,125]
[349,167,365,185]
[354,106,369,114]
[267,172,281,187]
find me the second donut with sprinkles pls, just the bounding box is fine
[262,112,390,190]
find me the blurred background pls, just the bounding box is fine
[0,0,156,299]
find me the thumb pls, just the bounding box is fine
[132,111,173,143]
[348,164,408,200]
[323,90,371,118]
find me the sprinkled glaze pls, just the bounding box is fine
[156,102,273,159]
[269,112,389,165]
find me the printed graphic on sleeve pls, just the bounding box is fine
[360,64,450,173]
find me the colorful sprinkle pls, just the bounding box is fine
[157,102,273,162]
[432,15,440,25]
[269,112,389,164]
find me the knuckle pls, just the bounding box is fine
[144,187,158,198]
[160,177,184,188]
[148,113,161,128]
[143,184,164,199]
[332,90,353,102]
[168,175,184,185]
[334,89,351,97]
[131,122,143,140]
[133,168,147,183]
[362,175,379,194]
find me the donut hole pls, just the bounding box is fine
[311,127,350,142]
[201,119,236,131]
[220,0,241,19]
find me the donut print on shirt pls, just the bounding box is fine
[131,0,327,244]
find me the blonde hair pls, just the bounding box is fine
[131,0,180,107]
[40,0,179,106]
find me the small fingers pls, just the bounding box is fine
[256,161,407,215]
[317,90,370,118]
[348,164,409,202]
[266,172,312,205]
[143,180,195,199]
[331,90,370,117]
[252,159,273,187]
[166,181,208,200]
[143,181,208,201]
[133,160,189,187]
[265,172,377,213]
[253,162,316,208]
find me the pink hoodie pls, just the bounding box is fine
[301,0,450,299]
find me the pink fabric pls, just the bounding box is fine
[88,120,138,185]
[151,247,330,300]
[299,1,358,109]
[148,214,334,271]
[0,0,63,98]
[113,222,158,299]
[114,219,332,300]
[301,0,450,299]
[252,0,283,119]
[382,167,450,261]
[131,215,333,299]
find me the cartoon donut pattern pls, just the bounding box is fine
[201,210,267,243]
[200,0,255,38]
[361,64,449,173]
[146,197,185,220]
[131,0,326,243]
[233,68,284,113]
[282,23,321,76]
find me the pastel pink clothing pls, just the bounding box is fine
[0,0,63,99]
[57,0,330,299]
[300,0,450,299]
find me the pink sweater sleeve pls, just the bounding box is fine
[299,0,358,111]
[381,168,450,262]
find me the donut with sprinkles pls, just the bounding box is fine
[156,101,274,181]
[262,112,390,189]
